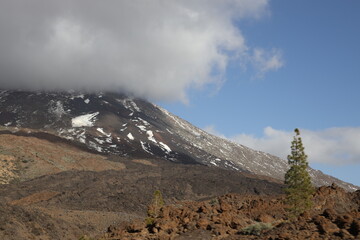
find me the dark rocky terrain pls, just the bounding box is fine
[103,184,360,240]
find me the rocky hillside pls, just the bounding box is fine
[0,90,357,191]
[0,132,123,184]
[0,143,283,240]
[103,184,360,240]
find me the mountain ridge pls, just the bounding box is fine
[0,89,358,191]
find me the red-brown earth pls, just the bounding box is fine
[103,184,360,240]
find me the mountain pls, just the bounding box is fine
[0,89,358,191]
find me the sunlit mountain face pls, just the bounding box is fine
[0,89,358,191]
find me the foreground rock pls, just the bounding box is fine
[103,184,360,240]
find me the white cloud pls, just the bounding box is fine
[250,48,284,78]
[203,125,226,138]
[231,126,360,165]
[0,0,281,102]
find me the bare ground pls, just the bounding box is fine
[0,145,282,240]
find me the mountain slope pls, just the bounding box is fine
[0,90,357,191]
[0,153,284,240]
[0,133,124,184]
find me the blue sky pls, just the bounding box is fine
[160,1,360,186]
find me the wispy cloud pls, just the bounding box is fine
[250,48,284,78]
[206,125,360,165]
[203,125,226,138]
[232,127,360,165]
[0,0,281,102]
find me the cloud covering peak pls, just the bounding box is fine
[0,0,281,102]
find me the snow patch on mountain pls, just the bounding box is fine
[89,141,102,152]
[210,158,221,166]
[137,117,150,126]
[71,112,99,127]
[97,128,111,137]
[146,130,156,143]
[119,99,141,112]
[70,94,84,100]
[127,133,134,140]
[137,125,147,131]
[94,137,105,144]
[128,99,141,112]
[159,142,171,153]
[77,130,86,143]
[140,141,153,155]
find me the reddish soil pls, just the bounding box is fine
[0,133,124,183]
[103,184,360,240]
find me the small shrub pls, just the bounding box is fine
[145,190,164,232]
[145,217,155,227]
[209,198,219,206]
[78,235,94,240]
[240,222,273,236]
[147,190,164,218]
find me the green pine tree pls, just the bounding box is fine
[145,190,165,228]
[284,128,315,218]
[147,190,164,219]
